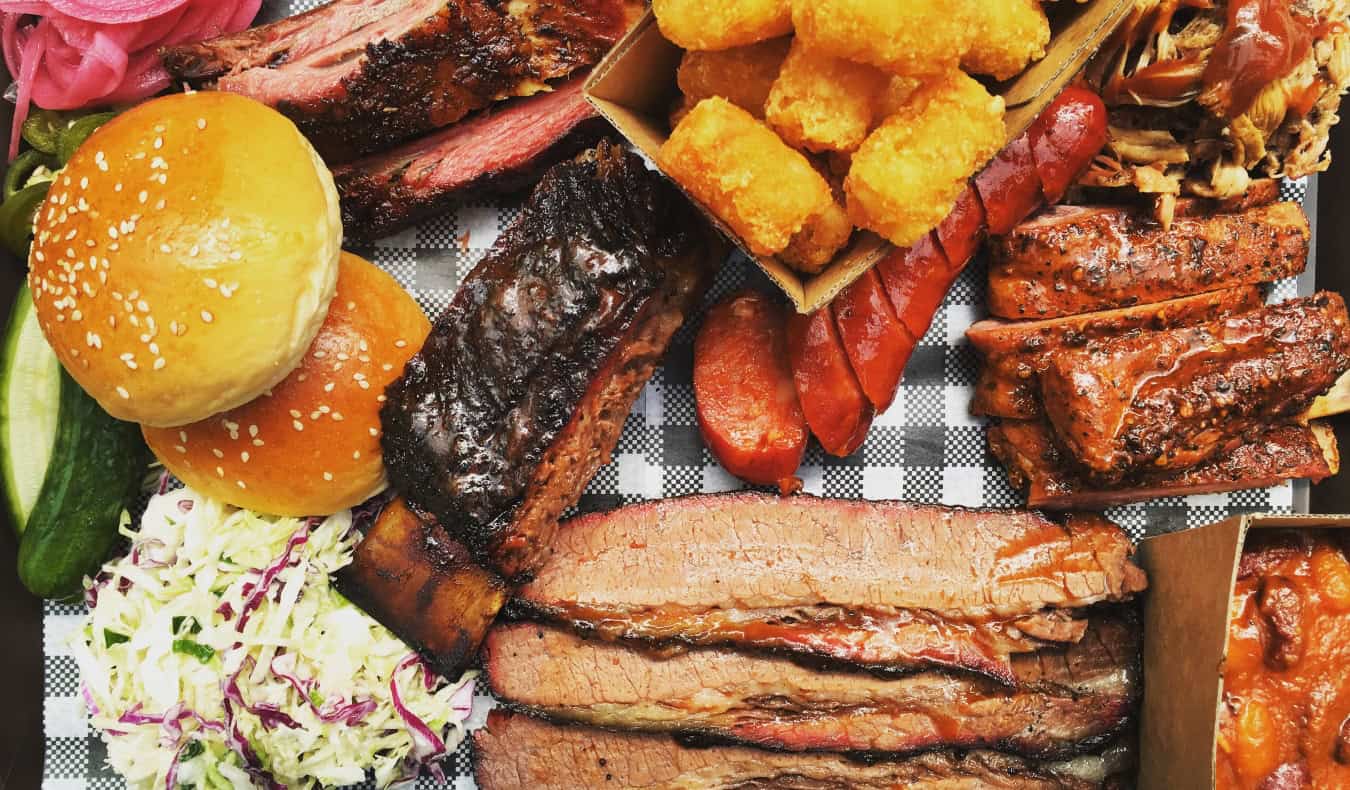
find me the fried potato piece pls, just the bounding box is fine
[677,37,792,118]
[780,198,852,273]
[765,38,891,153]
[846,71,1005,248]
[791,0,975,77]
[874,76,921,120]
[654,0,792,50]
[962,0,1051,80]
[661,97,835,257]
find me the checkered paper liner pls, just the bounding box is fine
[38,3,1312,781]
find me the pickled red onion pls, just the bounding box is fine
[0,0,261,159]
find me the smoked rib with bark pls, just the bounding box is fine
[162,0,641,160]
[988,419,1339,510]
[485,613,1141,757]
[986,201,1309,319]
[967,287,1265,419]
[339,143,715,675]
[473,711,1136,790]
[1039,293,1350,483]
[508,492,1147,682]
[333,76,606,241]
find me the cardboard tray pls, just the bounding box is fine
[1138,515,1350,789]
[584,0,1133,313]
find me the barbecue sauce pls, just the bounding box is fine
[1216,531,1350,789]
[1203,0,1315,119]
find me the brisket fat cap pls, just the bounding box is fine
[379,141,708,575]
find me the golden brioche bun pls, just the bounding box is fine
[28,91,342,427]
[143,252,430,516]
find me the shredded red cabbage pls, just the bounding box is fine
[234,526,308,632]
[390,653,446,764]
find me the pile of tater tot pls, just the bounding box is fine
[655,0,1052,274]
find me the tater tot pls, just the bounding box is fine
[765,39,891,153]
[791,0,975,77]
[874,76,921,120]
[677,37,792,118]
[661,98,835,256]
[961,0,1051,80]
[845,72,1006,248]
[654,0,792,50]
[780,198,853,273]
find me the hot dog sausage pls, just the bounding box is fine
[831,267,914,411]
[974,133,1042,236]
[1027,86,1108,204]
[694,291,808,485]
[785,308,874,457]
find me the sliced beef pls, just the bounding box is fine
[987,201,1309,319]
[1039,293,1350,483]
[473,711,1134,790]
[968,287,1264,419]
[988,419,1339,510]
[508,493,1146,681]
[380,142,716,585]
[334,76,606,241]
[164,0,640,160]
[485,613,1140,758]
[336,498,507,676]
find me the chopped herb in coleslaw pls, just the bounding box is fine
[73,488,477,789]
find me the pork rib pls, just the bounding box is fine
[334,76,606,242]
[968,287,1264,419]
[163,0,640,160]
[508,493,1147,682]
[987,201,1309,319]
[1039,293,1350,482]
[473,711,1136,790]
[485,613,1140,758]
[989,419,1340,510]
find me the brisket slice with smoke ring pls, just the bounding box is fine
[484,612,1141,758]
[162,0,640,160]
[473,711,1137,790]
[508,492,1147,682]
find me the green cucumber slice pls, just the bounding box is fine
[0,285,61,534]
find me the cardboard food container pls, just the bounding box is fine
[1138,514,1350,789]
[583,0,1133,313]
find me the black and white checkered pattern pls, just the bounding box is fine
[39,3,1314,782]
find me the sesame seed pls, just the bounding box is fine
[211,448,224,459]
[98,161,109,172]
[153,358,165,370]
[204,278,217,289]
[241,452,250,463]
[323,472,333,481]
[138,190,147,204]
[216,466,224,478]
[377,395,386,403]
[292,420,304,432]
[229,251,242,261]
[169,321,179,335]
[179,431,188,442]
[394,339,408,348]
[309,410,320,420]
[116,386,129,399]
[353,451,361,460]
[137,300,149,312]
[358,380,370,390]
[148,342,159,355]
[253,439,264,447]
[107,227,118,239]
[289,409,302,419]
[337,352,349,361]
[197,118,207,130]
[248,424,259,437]
[296,373,307,382]
[200,310,213,323]
[369,428,378,437]
[150,156,166,169]
[236,480,246,490]
[155,199,165,211]
[382,363,393,371]
[189,245,199,257]
[313,351,326,359]
[331,413,344,421]
[323,382,335,393]
[174,445,186,454]
[153,137,163,150]
[71,310,82,321]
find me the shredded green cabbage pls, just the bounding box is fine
[73,488,476,789]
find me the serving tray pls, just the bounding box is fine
[2,1,1332,786]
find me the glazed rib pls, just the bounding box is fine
[485,614,1140,758]
[473,711,1135,790]
[987,201,1309,319]
[379,142,714,582]
[988,419,1340,510]
[1039,293,1350,482]
[508,493,1147,682]
[968,287,1264,419]
[334,76,606,242]
[163,0,640,160]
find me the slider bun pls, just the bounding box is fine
[143,252,430,516]
[28,91,342,427]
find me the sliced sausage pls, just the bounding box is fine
[694,291,808,485]
[831,267,915,411]
[785,308,874,457]
[875,232,956,342]
[1027,86,1108,203]
[975,132,1043,235]
[933,185,987,267]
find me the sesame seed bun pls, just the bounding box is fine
[142,252,430,516]
[28,91,342,427]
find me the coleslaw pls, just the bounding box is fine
[72,487,476,789]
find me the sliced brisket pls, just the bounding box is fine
[485,613,1140,758]
[334,76,606,241]
[508,493,1147,681]
[473,711,1135,790]
[163,0,640,160]
[987,201,1309,319]
[968,287,1264,419]
[1039,293,1350,482]
[988,419,1339,510]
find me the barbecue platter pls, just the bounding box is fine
[2,0,1350,788]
